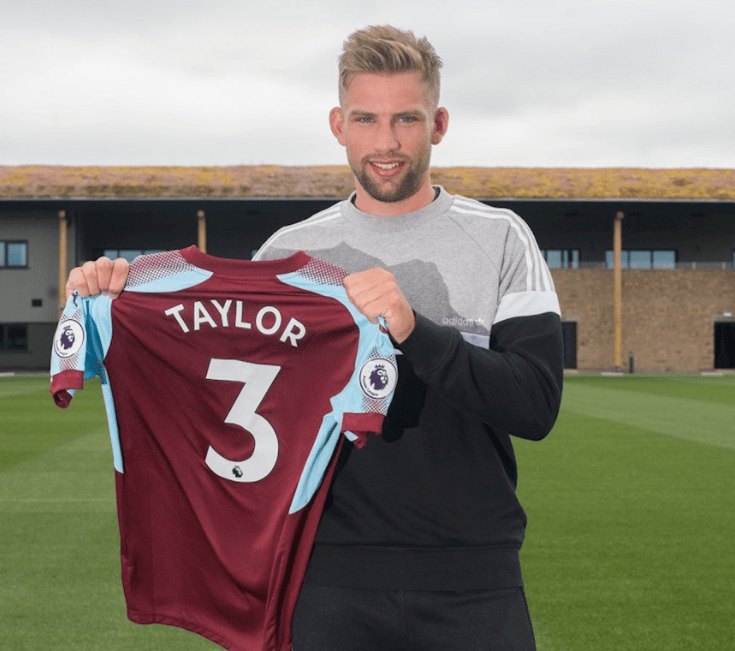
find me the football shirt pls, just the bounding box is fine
[50,247,397,651]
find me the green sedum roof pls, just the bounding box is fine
[1,165,735,200]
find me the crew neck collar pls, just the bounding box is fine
[180,246,309,276]
[341,186,453,232]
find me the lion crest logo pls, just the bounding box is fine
[369,364,390,392]
[59,327,76,351]
[359,358,397,400]
[53,319,84,359]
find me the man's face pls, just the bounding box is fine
[330,71,448,214]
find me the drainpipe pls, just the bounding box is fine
[197,210,207,253]
[613,211,624,371]
[58,210,68,317]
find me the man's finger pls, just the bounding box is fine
[81,260,102,296]
[343,268,415,343]
[91,257,114,294]
[107,258,130,299]
[65,267,86,299]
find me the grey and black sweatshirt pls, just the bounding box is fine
[254,186,564,591]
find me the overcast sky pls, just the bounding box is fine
[2,0,733,169]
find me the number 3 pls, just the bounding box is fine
[205,358,281,483]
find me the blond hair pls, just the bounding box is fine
[338,25,442,107]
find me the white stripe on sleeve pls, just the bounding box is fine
[493,291,561,325]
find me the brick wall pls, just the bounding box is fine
[552,269,735,372]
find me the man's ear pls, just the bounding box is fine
[431,107,449,145]
[329,107,347,145]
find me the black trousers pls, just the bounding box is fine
[292,584,537,651]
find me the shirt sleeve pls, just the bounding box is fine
[50,293,113,408]
[399,311,563,441]
[339,323,398,447]
[397,225,564,441]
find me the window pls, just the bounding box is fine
[0,324,28,351]
[605,250,676,269]
[103,249,165,262]
[628,251,651,269]
[542,249,580,269]
[652,250,676,269]
[0,241,28,267]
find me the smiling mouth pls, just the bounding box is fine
[369,161,405,176]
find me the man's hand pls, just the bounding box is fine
[65,257,130,299]
[342,268,415,344]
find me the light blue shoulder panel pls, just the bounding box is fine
[125,251,212,293]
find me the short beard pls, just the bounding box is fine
[350,154,430,204]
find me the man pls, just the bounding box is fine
[68,25,563,651]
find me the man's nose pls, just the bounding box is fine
[374,122,400,153]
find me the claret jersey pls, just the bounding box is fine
[50,247,397,651]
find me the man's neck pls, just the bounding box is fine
[352,179,437,216]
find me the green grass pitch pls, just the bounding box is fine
[1,373,734,650]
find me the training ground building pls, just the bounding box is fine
[2,165,735,374]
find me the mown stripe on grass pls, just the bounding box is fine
[0,377,107,471]
[0,374,49,398]
[0,424,116,515]
[561,380,735,450]
[564,375,735,406]
[518,407,735,651]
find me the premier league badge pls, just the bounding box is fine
[359,357,397,400]
[54,319,85,359]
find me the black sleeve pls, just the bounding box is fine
[396,311,564,441]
